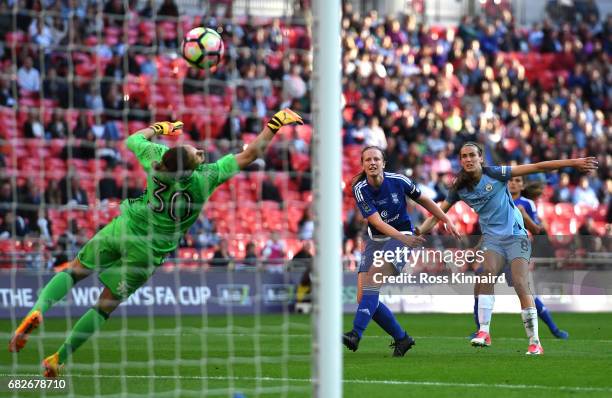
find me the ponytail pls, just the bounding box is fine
[350,170,367,189]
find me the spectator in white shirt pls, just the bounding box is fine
[553,173,573,203]
[17,57,40,93]
[298,208,314,240]
[431,149,452,175]
[24,111,45,138]
[363,116,387,150]
[85,82,104,111]
[426,129,446,154]
[28,17,53,48]
[281,64,306,108]
[262,231,286,270]
[573,176,600,207]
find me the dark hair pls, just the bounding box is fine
[350,145,386,188]
[522,181,544,200]
[154,146,196,175]
[452,142,483,192]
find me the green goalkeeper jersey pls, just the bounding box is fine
[120,133,239,254]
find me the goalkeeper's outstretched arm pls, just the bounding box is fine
[235,108,303,170]
[131,126,157,141]
[127,121,184,142]
[125,121,185,172]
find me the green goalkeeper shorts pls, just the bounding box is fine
[77,215,167,299]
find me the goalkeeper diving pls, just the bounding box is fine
[8,108,303,378]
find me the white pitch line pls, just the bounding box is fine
[2,330,611,344]
[1,373,611,394]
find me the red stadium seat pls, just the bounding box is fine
[159,21,178,41]
[503,138,519,153]
[177,248,202,269]
[0,239,18,254]
[104,26,121,37]
[549,219,575,247]
[4,31,26,58]
[291,152,311,172]
[127,27,139,45]
[84,36,98,46]
[287,209,302,233]
[592,221,607,236]
[574,203,595,223]
[106,35,120,46]
[295,124,312,144]
[180,15,200,37]
[342,106,355,122]
[537,201,555,223]
[18,98,39,108]
[128,121,148,133]
[554,203,574,219]
[242,133,257,145]
[452,201,471,216]
[461,211,478,226]
[227,239,246,258]
[261,201,280,211]
[75,63,97,79]
[594,205,607,222]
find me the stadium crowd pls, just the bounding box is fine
[0,0,610,270]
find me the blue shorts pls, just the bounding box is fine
[481,234,531,264]
[477,231,530,287]
[358,236,411,274]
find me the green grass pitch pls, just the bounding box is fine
[1,313,611,397]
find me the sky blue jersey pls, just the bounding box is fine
[447,166,526,236]
[514,196,540,225]
[353,172,421,238]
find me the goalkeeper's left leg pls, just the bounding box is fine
[31,260,93,313]
[9,260,92,353]
[43,287,122,378]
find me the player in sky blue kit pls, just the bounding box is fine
[419,142,596,355]
[508,176,569,339]
[470,176,569,339]
[343,146,461,357]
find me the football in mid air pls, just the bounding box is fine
[181,27,224,70]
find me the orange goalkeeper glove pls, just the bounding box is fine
[266,108,303,134]
[150,121,184,136]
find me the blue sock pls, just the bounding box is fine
[372,302,406,341]
[473,296,480,330]
[352,291,379,338]
[535,296,558,333]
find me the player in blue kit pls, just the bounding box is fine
[419,142,596,355]
[343,146,461,356]
[508,176,569,339]
[470,176,569,339]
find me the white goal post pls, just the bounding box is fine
[311,0,343,397]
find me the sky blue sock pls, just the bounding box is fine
[352,292,379,338]
[372,301,406,341]
[473,296,480,329]
[535,296,558,333]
